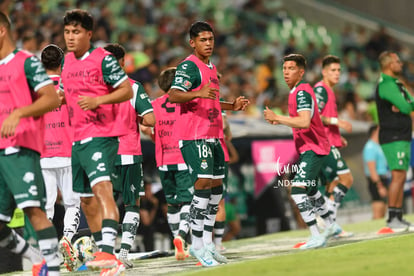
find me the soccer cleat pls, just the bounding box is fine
[299,235,326,250]
[86,251,118,270]
[119,257,133,269]
[323,222,342,239]
[32,259,47,276]
[334,230,354,238]
[206,243,228,264]
[399,218,414,232]
[59,236,81,271]
[215,244,226,253]
[173,236,187,261]
[100,259,126,276]
[189,246,219,267]
[387,217,408,233]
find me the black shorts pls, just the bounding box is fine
[367,175,389,202]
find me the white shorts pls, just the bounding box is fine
[42,165,80,215]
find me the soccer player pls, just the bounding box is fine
[0,11,61,275]
[152,67,193,261]
[61,9,133,273]
[168,21,248,266]
[264,54,340,249]
[375,51,414,231]
[104,43,155,269]
[40,44,82,272]
[313,55,353,223]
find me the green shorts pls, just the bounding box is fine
[180,139,225,184]
[292,150,326,191]
[381,141,410,171]
[0,148,46,221]
[159,164,193,205]
[225,201,237,222]
[320,146,350,184]
[114,161,143,206]
[72,137,119,194]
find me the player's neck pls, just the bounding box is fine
[322,79,334,89]
[0,40,15,60]
[194,52,210,64]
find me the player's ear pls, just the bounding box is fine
[189,39,195,49]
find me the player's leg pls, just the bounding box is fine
[73,138,120,270]
[117,162,143,269]
[0,170,45,274]
[381,141,411,231]
[180,140,217,267]
[173,167,193,260]
[3,148,61,275]
[41,167,58,221]
[290,151,328,249]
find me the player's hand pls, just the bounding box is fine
[391,105,400,112]
[338,119,352,133]
[78,95,99,111]
[233,96,250,111]
[1,109,22,139]
[264,106,279,125]
[341,136,348,147]
[378,184,387,198]
[198,81,217,99]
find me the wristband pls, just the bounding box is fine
[330,117,338,125]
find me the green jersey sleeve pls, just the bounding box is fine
[170,60,201,92]
[101,54,128,88]
[314,85,328,113]
[378,77,413,115]
[131,81,153,116]
[24,55,53,92]
[296,90,313,112]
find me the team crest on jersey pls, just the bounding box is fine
[184,80,192,89]
[201,160,208,170]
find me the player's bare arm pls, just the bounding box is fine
[169,81,217,103]
[220,96,250,111]
[1,84,59,138]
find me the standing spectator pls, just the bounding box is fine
[363,125,389,219]
[375,51,414,232]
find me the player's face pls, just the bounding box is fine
[322,63,341,86]
[64,24,92,57]
[389,53,403,75]
[190,31,214,62]
[283,60,304,89]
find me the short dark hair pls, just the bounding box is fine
[41,44,64,70]
[189,21,214,39]
[0,11,11,31]
[283,54,307,69]
[104,43,125,61]
[368,124,378,137]
[158,67,176,92]
[322,55,340,68]
[63,9,93,31]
